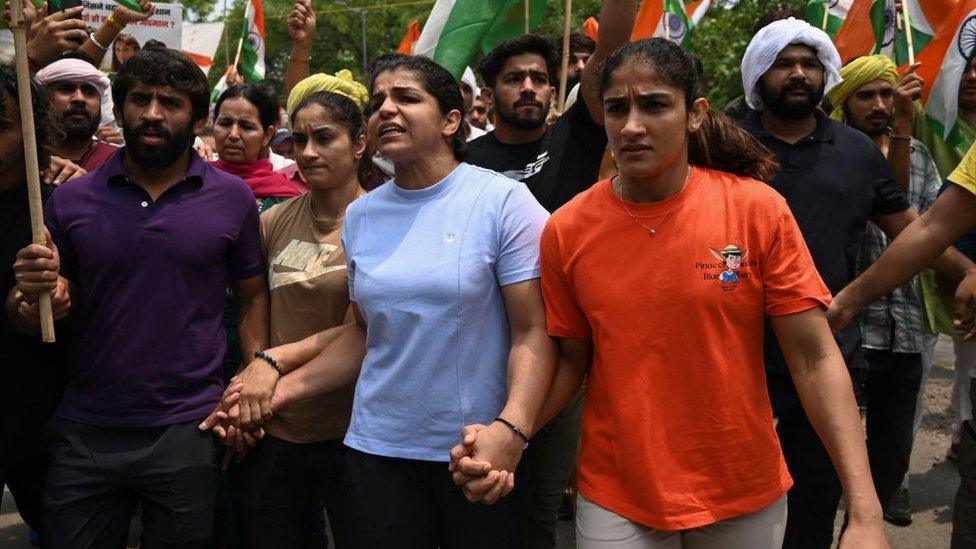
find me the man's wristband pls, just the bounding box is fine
[254,350,283,376]
[494,417,529,449]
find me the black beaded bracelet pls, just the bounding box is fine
[494,416,530,449]
[254,350,283,376]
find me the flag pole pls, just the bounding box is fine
[10,0,55,343]
[901,0,915,64]
[663,0,670,41]
[557,0,572,113]
[223,0,230,65]
[233,2,248,68]
[524,0,530,34]
[821,1,829,31]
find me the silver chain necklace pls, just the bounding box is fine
[612,166,692,236]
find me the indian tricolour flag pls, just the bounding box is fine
[237,0,266,83]
[918,0,976,144]
[631,0,691,45]
[894,0,956,64]
[414,0,546,79]
[830,0,897,63]
[805,0,853,37]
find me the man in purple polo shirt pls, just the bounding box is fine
[13,46,269,548]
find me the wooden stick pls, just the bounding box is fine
[10,0,55,343]
[901,0,915,65]
[821,0,830,31]
[557,0,572,113]
[524,0,530,35]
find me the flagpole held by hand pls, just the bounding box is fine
[524,0,530,35]
[900,0,915,65]
[10,0,55,343]
[557,0,572,113]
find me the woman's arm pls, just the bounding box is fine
[270,319,367,409]
[772,308,888,549]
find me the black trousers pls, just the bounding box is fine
[778,353,922,549]
[0,432,49,531]
[344,448,527,549]
[42,418,219,549]
[862,350,924,509]
[234,435,348,549]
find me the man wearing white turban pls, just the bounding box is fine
[35,55,120,172]
[738,17,976,549]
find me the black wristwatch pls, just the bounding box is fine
[254,350,283,376]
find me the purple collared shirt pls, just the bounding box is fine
[45,149,264,427]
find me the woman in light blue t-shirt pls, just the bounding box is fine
[334,54,557,547]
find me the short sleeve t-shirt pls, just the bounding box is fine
[342,163,549,461]
[260,193,357,443]
[46,151,265,427]
[541,168,831,531]
[948,141,976,197]
[466,100,607,212]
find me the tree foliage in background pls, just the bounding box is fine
[207,0,803,107]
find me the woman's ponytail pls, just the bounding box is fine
[689,109,779,183]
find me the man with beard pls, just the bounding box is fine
[11,46,269,547]
[560,32,595,93]
[0,64,68,546]
[738,18,976,548]
[464,2,634,548]
[35,55,120,172]
[824,54,941,527]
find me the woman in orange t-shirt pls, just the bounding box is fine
[451,39,887,549]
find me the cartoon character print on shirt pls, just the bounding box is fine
[269,238,345,290]
[699,244,752,290]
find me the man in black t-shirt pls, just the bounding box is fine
[738,20,976,548]
[0,66,68,538]
[464,3,634,547]
[467,0,633,214]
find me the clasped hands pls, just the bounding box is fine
[198,357,282,468]
[448,421,527,505]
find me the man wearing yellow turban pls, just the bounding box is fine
[829,54,946,528]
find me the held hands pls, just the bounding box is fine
[287,0,316,47]
[198,379,266,470]
[233,357,281,429]
[448,422,525,504]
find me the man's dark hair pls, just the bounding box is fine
[559,32,596,59]
[368,53,467,161]
[0,65,59,171]
[214,84,280,128]
[479,34,559,88]
[112,47,210,123]
[754,9,802,34]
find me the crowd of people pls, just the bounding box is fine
[2,1,976,548]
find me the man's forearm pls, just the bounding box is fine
[933,245,976,283]
[842,193,976,311]
[272,322,366,409]
[237,290,270,367]
[497,327,558,436]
